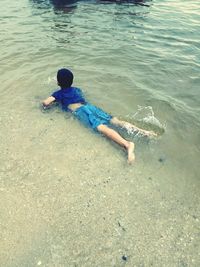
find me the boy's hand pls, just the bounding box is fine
[42,96,56,107]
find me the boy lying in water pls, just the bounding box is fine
[42,68,157,163]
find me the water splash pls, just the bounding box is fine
[124,106,166,136]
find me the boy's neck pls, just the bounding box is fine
[61,86,72,90]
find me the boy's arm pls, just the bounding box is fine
[42,96,56,108]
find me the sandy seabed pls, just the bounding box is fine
[0,103,200,267]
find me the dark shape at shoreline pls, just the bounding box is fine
[30,0,152,11]
[51,0,77,7]
[31,0,78,12]
[99,0,151,6]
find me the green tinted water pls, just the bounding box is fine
[0,0,200,266]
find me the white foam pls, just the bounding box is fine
[124,106,166,136]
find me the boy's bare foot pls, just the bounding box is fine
[127,142,135,164]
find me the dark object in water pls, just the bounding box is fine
[30,0,151,9]
[158,156,165,163]
[99,0,151,6]
[51,0,77,7]
[31,0,78,11]
[122,255,127,261]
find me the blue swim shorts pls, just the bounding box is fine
[74,104,112,131]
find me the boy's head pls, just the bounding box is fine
[57,68,74,88]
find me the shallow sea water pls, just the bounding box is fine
[0,0,200,266]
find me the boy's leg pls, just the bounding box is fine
[97,124,135,163]
[110,117,157,137]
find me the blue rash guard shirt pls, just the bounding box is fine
[51,86,112,130]
[51,86,86,111]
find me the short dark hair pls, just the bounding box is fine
[57,68,74,88]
